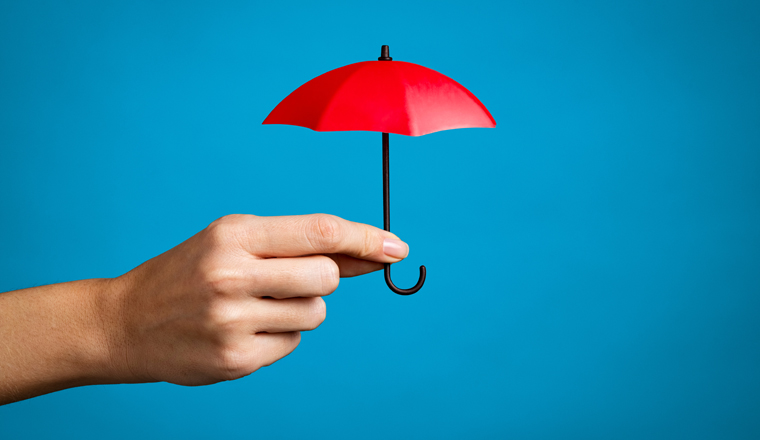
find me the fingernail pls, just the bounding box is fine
[383,238,409,259]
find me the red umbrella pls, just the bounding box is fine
[264,45,495,295]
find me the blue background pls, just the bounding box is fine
[1,0,759,438]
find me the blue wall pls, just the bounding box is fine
[1,0,759,438]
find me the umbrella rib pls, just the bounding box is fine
[313,62,371,132]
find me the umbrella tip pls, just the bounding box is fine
[378,45,392,61]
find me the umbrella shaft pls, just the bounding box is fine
[382,132,391,232]
[381,131,426,295]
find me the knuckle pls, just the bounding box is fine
[216,344,253,380]
[205,214,249,246]
[304,297,327,330]
[307,214,343,252]
[200,263,239,297]
[208,214,241,231]
[206,302,242,333]
[286,331,302,350]
[317,257,340,295]
[251,332,302,370]
[361,227,380,258]
[274,332,302,361]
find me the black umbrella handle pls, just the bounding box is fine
[383,132,426,295]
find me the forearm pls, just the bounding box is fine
[0,279,120,405]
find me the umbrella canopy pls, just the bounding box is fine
[263,58,495,136]
[263,46,495,295]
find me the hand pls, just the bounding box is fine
[101,214,409,386]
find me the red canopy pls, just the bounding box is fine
[263,60,496,137]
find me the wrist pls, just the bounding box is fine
[88,275,137,385]
[61,278,126,386]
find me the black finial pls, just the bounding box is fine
[378,45,392,61]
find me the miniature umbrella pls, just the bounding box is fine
[263,45,495,295]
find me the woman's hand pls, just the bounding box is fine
[0,214,409,404]
[106,214,409,385]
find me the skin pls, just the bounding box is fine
[0,213,410,405]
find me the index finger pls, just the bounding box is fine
[225,214,409,263]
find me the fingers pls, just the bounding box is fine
[246,254,383,298]
[251,331,301,369]
[250,297,326,333]
[226,214,409,262]
[248,255,340,298]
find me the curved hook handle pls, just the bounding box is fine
[384,263,426,295]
